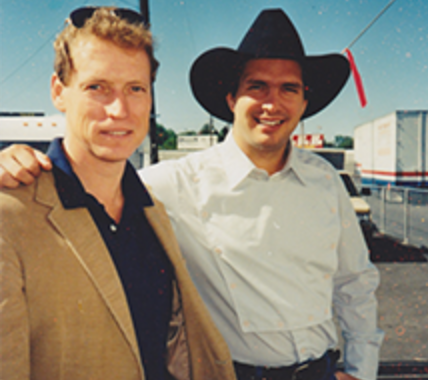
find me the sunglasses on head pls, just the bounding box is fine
[69,6,146,28]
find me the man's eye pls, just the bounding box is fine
[131,86,145,93]
[248,84,263,90]
[284,86,298,93]
[283,85,302,94]
[88,84,102,91]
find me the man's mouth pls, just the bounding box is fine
[256,118,284,127]
[103,130,131,136]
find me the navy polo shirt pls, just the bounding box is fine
[47,139,173,380]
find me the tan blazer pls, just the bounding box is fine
[0,171,236,380]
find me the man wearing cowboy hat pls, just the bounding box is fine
[0,8,383,380]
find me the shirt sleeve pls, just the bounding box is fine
[138,162,180,223]
[332,174,384,380]
[0,235,31,379]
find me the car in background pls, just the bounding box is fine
[338,170,376,242]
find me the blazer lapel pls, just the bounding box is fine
[35,172,142,370]
[144,199,184,271]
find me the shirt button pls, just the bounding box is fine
[277,321,284,328]
[325,174,332,180]
[193,176,200,183]
[331,207,337,214]
[324,274,331,280]
[243,320,250,327]
[214,247,222,255]
[230,283,237,289]
[110,224,117,232]
[330,243,336,250]
[201,210,209,219]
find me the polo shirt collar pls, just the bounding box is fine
[47,138,153,210]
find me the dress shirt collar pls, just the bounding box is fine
[46,137,153,210]
[220,133,307,189]
[219,134,255,189]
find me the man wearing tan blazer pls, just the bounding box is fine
[0,7,236,380]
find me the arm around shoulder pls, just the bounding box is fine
[0,144,52,188]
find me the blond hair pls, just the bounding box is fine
[54,7,159,85]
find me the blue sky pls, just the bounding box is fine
[1,0,427,140]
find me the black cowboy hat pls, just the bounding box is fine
[190,8,350,122]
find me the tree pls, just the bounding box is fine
[335,135,354,149]
[218,126,230,142]
[199,123,218,136]
[179,130,197,136]
[156,123,177,150]
[323,138,335,148]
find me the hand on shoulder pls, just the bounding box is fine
[0,144,52,188]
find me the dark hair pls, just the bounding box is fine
[228,58,310,100]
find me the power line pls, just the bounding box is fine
[0,25,62,86]
[0,0,93,86]
[343,0,398,52]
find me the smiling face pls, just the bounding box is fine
[226,59,307,168]
[51,35,152,166]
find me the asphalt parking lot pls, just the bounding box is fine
[370,235,428,363]
[336,234,428,371]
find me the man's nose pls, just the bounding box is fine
[261,89,280,112]
[106,92,128,119]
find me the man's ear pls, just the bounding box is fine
[300,98,308,118]
[51,73,66,113]
[226,93,236,113]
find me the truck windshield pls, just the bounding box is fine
[340,173,359,196]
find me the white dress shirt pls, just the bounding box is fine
[140,135,384,380]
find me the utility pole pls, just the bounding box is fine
[139,0,159,164]
[209,115,214,146]
[300,120,305,148]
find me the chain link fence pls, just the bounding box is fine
[362,185,428,249]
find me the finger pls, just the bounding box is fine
[0,144,44,179]
[0,156,37,185]
[9,145,44,177]
[34,150,53,171]
[0,167,21,189]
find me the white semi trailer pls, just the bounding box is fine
[354,110,427,187]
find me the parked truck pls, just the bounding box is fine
[354,110,427,187]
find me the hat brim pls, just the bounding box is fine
[190,48,350,122]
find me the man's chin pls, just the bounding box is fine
[92,148,132,164]
[253,139,288,153]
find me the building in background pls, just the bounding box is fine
[0,113,66,153]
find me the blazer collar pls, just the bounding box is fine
[35,172,144,375]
